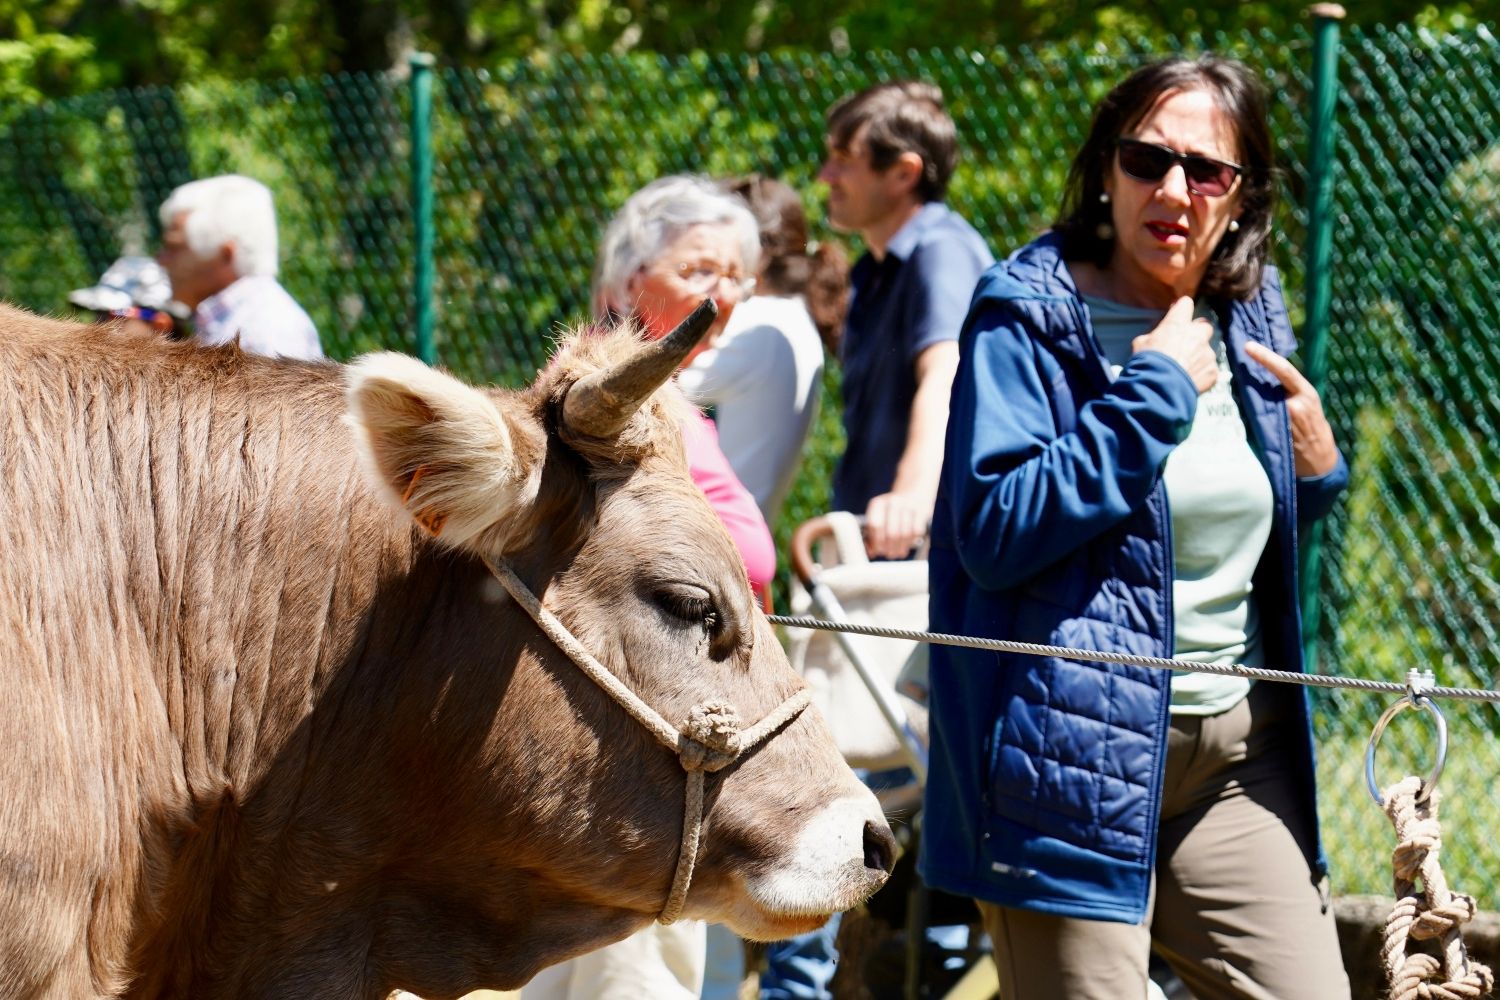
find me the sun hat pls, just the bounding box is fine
[68,256,176,314]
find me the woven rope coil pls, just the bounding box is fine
[1382,776,1494,1000]
[680,700,742,770]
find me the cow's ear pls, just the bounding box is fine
[345,352,540,549]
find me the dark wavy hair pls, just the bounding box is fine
[825,80,957,203]
[720,174,850,353]
[1053,55,1277,301]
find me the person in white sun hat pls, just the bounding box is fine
[69,255,186,337]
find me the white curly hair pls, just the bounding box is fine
[592,174,760,318]
[159,174,280,278]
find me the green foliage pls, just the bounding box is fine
[0,1,98,100]
[3,0,1498,101]
[431,0,1496,62]
[0,0,343,95]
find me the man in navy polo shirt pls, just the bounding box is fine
[753,80,995,1000]
[819,80,993,559]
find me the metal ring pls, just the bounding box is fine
[1365,694,1448,806]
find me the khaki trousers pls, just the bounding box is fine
[978,683,1350,1000]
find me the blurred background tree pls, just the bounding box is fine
[2,0,1494,101]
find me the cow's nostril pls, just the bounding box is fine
[863,820,896,874]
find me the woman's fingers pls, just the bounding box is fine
[1241,342,1339,476]
[1243,341,1313,396]
[1132,297,1217,394]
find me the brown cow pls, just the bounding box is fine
[0,302,893,999]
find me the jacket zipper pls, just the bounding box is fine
[1073,293,1175,889]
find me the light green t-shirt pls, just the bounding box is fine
[1084,295,1274,716]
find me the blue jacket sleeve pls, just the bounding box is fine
[1253,268,1350,526]
[945,300,1201,592]
[1296,451,1348,524]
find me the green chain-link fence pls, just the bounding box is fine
[1,27,1497,906]
[1312,23,1500,902]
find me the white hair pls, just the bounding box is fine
[592,175,760,318]
[159,175,280,278]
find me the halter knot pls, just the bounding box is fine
[680,699,743,771]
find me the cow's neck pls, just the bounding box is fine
[101,361,680,994]
[133,542,676,995]
[113,368,500,990]
[136,850,654,996]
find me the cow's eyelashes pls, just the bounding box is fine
[654,585,718,630]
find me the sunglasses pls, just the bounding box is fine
[1116,138,1244,197]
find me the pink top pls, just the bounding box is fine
[680,408,776,599]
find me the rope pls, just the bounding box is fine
[767,615,1500,705]
[1381,776,1494,999]
[658,690,813,924]
[483,556,811,924]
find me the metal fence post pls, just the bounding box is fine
[1300,4,1346,672]
[410,52,437,365]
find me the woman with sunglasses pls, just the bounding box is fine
[921,56,1350,997]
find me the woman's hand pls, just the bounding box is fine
[1132,296,1217,394]
[1243,342,1339,477]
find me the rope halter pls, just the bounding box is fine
[482,556,812,924]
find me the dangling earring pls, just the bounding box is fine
[1099,192,1111,204]
[1228,219,1240,233]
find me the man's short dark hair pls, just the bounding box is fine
[826,80,958,203]
[1053,55,1277,301]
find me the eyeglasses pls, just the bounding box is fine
[669,262,756,298]
[1116,138,1244,198]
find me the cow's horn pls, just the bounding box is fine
[562,298,718,439]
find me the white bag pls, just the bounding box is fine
[786,512,930,772]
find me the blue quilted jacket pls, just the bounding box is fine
[918,233,1348,923]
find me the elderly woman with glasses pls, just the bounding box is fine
[676,175,849,528]
[594,174,760,344]
[521,175,771,1000]
[921,56,1351,998]
[591,174,774,605]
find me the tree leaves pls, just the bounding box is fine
[3,0,1495,103]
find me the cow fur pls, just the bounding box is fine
[0,307,889,999]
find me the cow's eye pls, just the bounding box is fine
[654,585,717,629]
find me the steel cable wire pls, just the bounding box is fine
[768,614,1500,705]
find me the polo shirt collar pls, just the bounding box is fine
[884,201,950,262]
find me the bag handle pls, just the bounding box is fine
[789,511,869,588]
[825,511,869,567]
